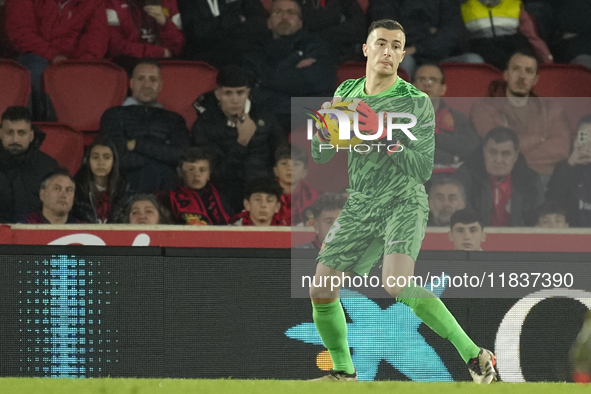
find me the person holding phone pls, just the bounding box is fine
[106,0,184,64]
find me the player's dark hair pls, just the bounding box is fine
[40,167,74,190]
[506,47,539,74]
[578,114,591,128]
[310,193,347,218]
[1,106,32,125]
[428,176,466,202]
[244,177,283,201]
[449,209,485,231]
[274,144,309,167]
[483,126,520,152]
[177,146,214,171]
[367,19,405,39]
[217,65,251,88]
[414,63,446,85]
[118,193,172,224]
[535,200,568,223]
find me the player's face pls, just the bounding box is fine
[0,119,34,155]
[428,184,466,226]
[413,65,447,98]
[89,145,114,180]
[129,200,161,225]
[244,193,280,225]
[483,139,519,178]
[537,213,569,229]
[268,0,302,38]
[363,28,406,77]
[449,222,485,251]
[130,64,163,105]
[314,209,342,242]
[215,86,250,118]
[181,160,210,190]
[504,54,538,98]
[40,175,75,216]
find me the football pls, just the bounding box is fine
[320,100,364,149]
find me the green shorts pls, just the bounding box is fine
[317,194,429,276]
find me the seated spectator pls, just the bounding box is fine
[534,200,570,229]
[73,137,128,223]
[460,0,553,70]
[546,114,591,227]
[167,147,230,225]
[192,65,283,215]
[427,177,467,226]
[552,0,591,69]
[0,106,58,223]
[455,126,543,226]
[244,0,336,132]
[299,0,366,63]
[100,59,188,194]
[0,0,16,58]
[5,0,108,120]
[413,64,480,176]
[448,209,486,251]
[106,0,184,71]
[231,177,286,226]
[176,0,267,68]
[295,192,347,250]
[471,49,570,183]
[274,144,319,226]
[368,0,483,77]
[21,168,82,224]
[118,193,171,224]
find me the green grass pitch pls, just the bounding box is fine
[1,379,590,394]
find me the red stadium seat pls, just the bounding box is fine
[158,60,218,129]
[440,62,503,98]
[35,122,84,176]
[336,61,409,87]
[43,61,128,140]
[260,0,273,10]
[357,0,369,13]
[0,59,30,116]
[536,64,591,97]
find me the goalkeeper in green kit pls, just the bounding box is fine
[308,19,498,383]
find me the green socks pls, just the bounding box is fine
[397,283,481,363]
[312,299,355,374]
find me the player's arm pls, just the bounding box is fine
[385,97,435,184]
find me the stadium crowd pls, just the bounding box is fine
[1,0,591,240]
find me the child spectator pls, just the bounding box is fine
[274,144,319,226]
[231,177,286,226]
[535,200,570,229]
[448,209,486,251]
[73,137,128,223]
[118,194,171,224]
[167,147,230,225]
[295,192,347,250]
[106,0,184,70]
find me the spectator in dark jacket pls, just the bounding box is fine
[177,0,267,68]
[298,0,366,63]
[191,65,284,215]
[106,0,184,70]
[413,64,480,177]
[5,0,109,120]
[73,136,128,223]
[552,0,591,69]
[0,106,58,223]
[100,59,189,194]
[368,0,480,76]
[244,0,336,132]
[455,126,543,226]
[546,114,591,227]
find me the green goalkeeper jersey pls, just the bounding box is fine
[311,76,435,205]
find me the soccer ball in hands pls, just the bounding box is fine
[317,98,364,149]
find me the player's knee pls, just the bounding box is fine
[309,285,338,300]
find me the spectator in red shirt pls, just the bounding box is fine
[73,136,128,223]
[231,177,286,226]
[167,147,230,225]
[455,126,543,226]
[21,167,83,224]
[274,143,319,226]
[106,0,184,71]
[118,193,171,224]
[5,0,109,120]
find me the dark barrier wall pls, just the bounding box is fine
[0,246,589,382]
